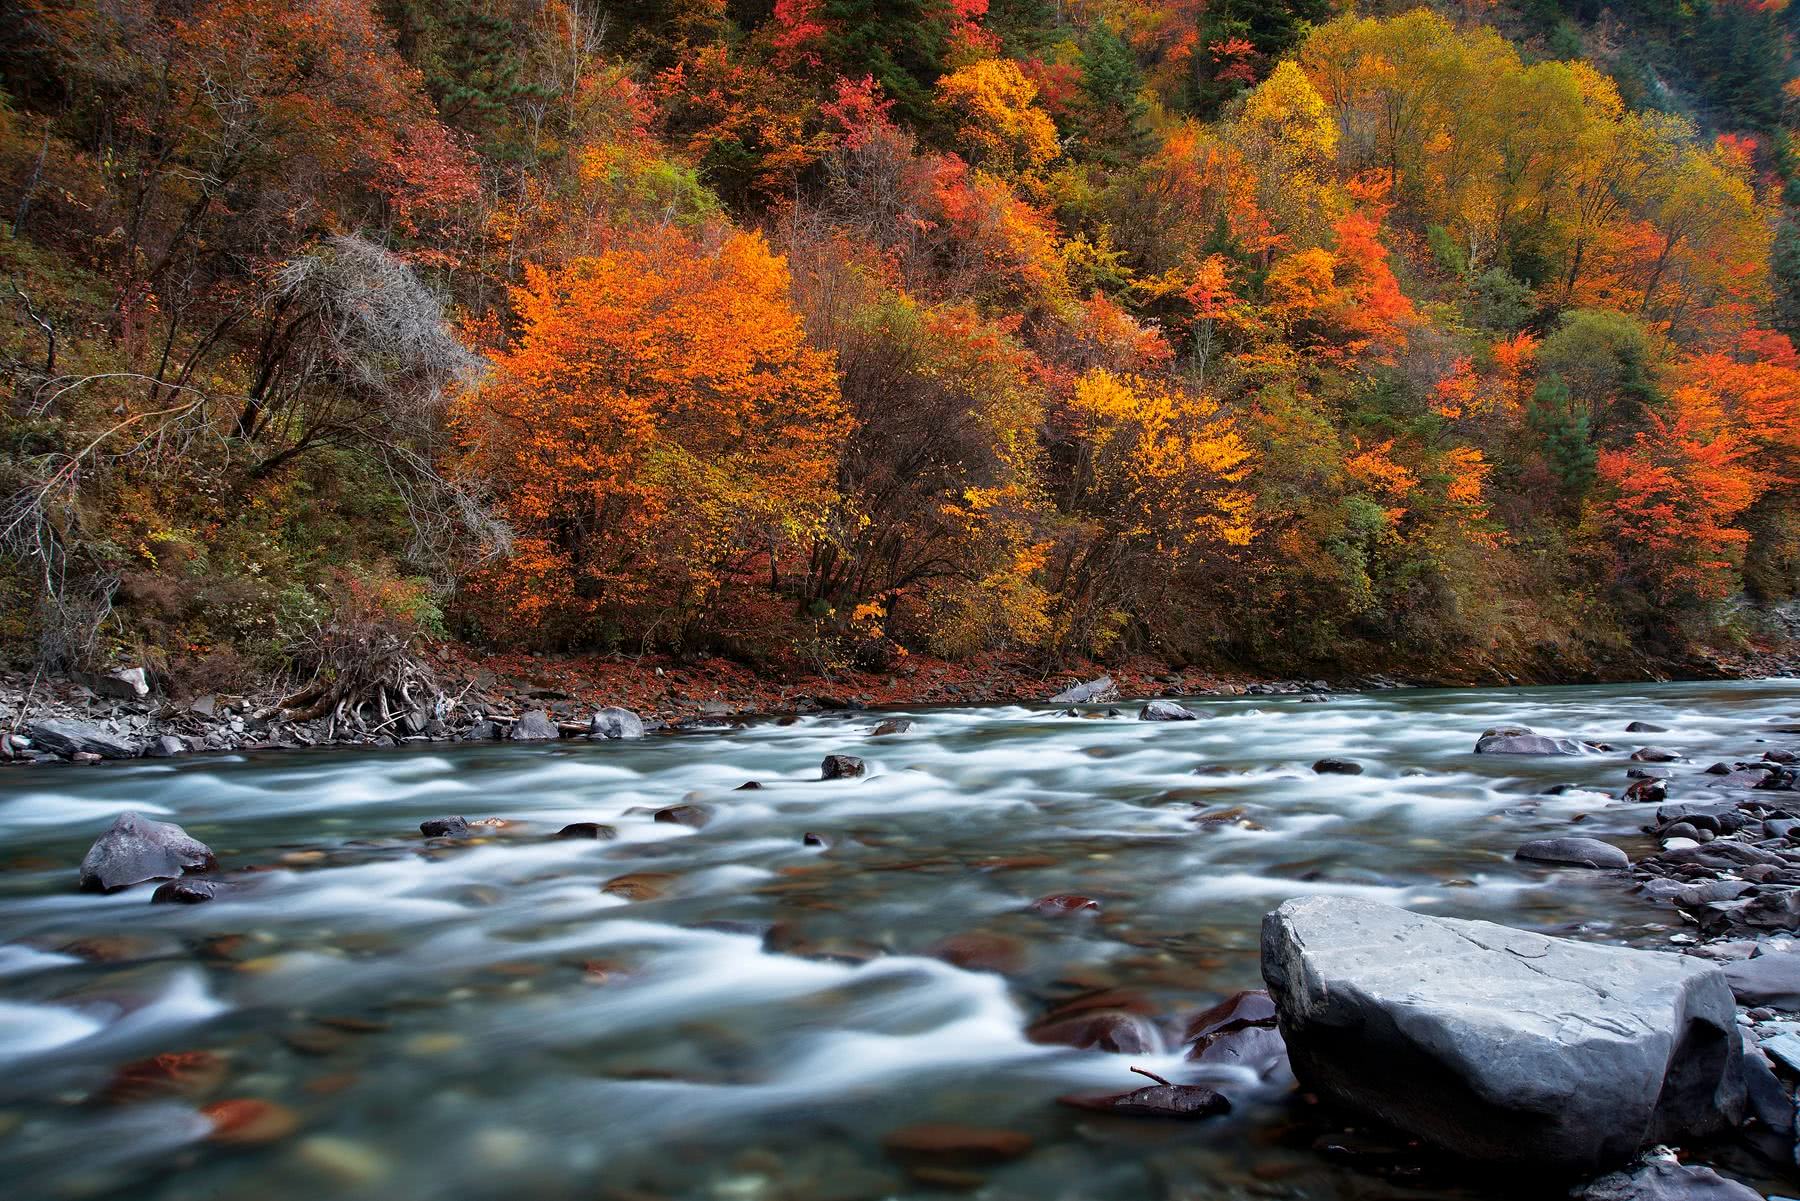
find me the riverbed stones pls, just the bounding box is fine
[1260,896,1746,1169]
[654,804,712,829]
[820,754,864,779]
[29,718,141,759]
[419,816,473,838]
[1474,727,1585,755]
[78,812,217,892]
[1057,1080,1230,1118]
[587,707,644,740]
[1625,721,1671,734]
[1140,700,1201,721]
[1515,837,1631,869]
[1027,1009,1158,1054]
[1049,676,1117,705]
[508,710,559,741]
[1030,893,1100,915]
[151,878,234,904]
[870,718,913,736]
[1573,1158,1763,1201]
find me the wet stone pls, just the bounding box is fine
[820,754,864,780]
[150,878,236,904]
[1514,838,1630,870]
[1057,1080,1231,1119]
[419,816,473,838]
[654,804,712,829]
[1140,700,1201,721]
[1625,722,1670,734]
[930,931,1025,975]
[734,781,763,790]
[882,1123,1033,1166]
[202,1098,300,1145]
[79,812,217,893]
[1624,779,1667,804]
[1312,758,1364,775]
[554,822,616,840]
[870,718,913,736]
[1631,747,1684,763]
[1030,893,1100,915]
[1027,1010,1159,1054]
[602,872,674,901]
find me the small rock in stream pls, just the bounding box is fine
[1475,728,1585,755]
[1057,1078,1231,1118]
[1311,757,1364,775]
[1514,838,1630,870]
[1027,1010,1159,1054]
[1030,893,1100,915]
[1631,746,1684,763]
[882,1123,1033,1166]
[1625,722,1670,734]
[419,816,473,838]
[1624,778,1667,803]
[150,878,234,904]
[554,822,616,840]
[870,718,913,736]
[654,804,712,829]
[78,812,217,892]
[1139,700,1201,721]
[820,754,864,780]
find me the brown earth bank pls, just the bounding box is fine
[2,628,1796,765]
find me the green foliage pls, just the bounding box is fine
[1527,376,1599,502]
[1464,267,1535,333]
[1539,310,1663,444]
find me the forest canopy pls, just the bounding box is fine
[0,0,1796,686]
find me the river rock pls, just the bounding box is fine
[151,878,233,904]
[1049,676,1117,705]
[1312,757,1364,775]
[29,718,141,760]
[508,711,559,741]
[870,718,913,736]
[554,822,615,840]
[1721,952,1800,1009]
[419,816,473,838]
[79,812,217,892]
[821,754,864,779]
[1515,838,1630,869]
[1260,896,1745,1169]
[1057,1080,1230,1118]
[1027,1010,1158,1054]
[1475,729,1585,755]
[653,804,711,829]
[1624,721,1669,734]
[588,707,644,740]
[1140,700,1201,721]
[1573,1158,1763,1201]
[464,719,499,741]
[1631,747,1683,763]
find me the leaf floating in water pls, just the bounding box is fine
[1057,1070,1232,1119]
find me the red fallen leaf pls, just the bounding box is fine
[1057,1069,1232,1118]
[103,1050,228,1103]
[1030,893,1100,915]
[200,1098,300,1144]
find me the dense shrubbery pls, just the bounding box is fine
[0,0,1795,688]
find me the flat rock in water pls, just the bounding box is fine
[1261,897,1744,1169]
[79,812,217,892]
[1515,838,1630,869]
[1631,747,1683,763]
[1721,953,1800,1009]
[151,878,233,904]
[1573,1159,1763,1200]
[554,822,615,840]
[1475,731,1585,755]
[419,816,472,838]
[29,718,141,760]
[1026,1010,1158,1054]
[1140,700,1201,721]
[1624,722,1670,734]
[820,754,864,779]
[653,804,711,829]
[1312,757,1363,775]
[1049,676,1117,705]
[1057,1082,1230,1118]
[870,718,913,736]
[588,707,644,740]
[508,710,559,741]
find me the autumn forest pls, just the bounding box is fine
[2,0,1798,690]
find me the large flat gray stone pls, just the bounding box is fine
[1261,897,1744,1170]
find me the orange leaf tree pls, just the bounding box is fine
[453,227,844,644]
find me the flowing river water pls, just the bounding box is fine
[2,680,1798,1201]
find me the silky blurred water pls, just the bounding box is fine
[0,680,1796,1200]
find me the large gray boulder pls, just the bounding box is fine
[1573,1158,1763,1200]
[1475,727,1585,755]
[1261,897,1744,1171]
[1140,700,1201,722]
[1049,676,1117,705]
[79,812,217,892]
[508,710,559,741]
[588,707,645,740]
[27,718,141,760]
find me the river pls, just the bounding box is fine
[1,680,1796,1200]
